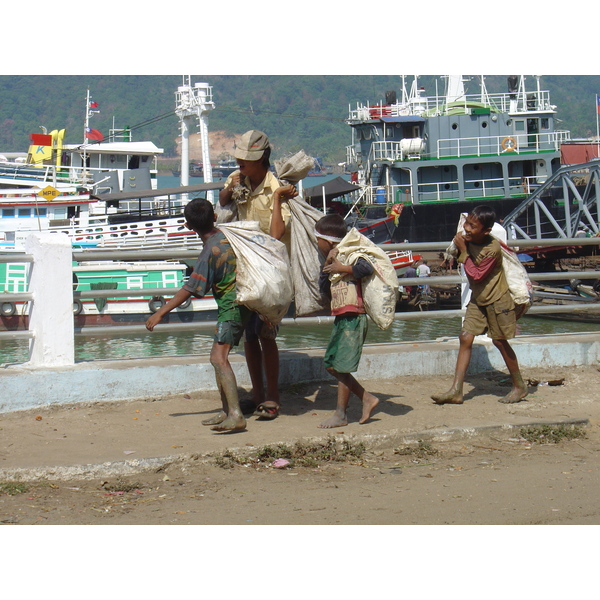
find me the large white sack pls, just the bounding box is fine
[331,228,399,330]
[219,221,293,325]
[288,196,328,316]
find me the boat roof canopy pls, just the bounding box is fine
[65,141,164,155]
[303,176,360,202]
[92,181,225,201]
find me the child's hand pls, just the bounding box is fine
[453,232,467,253]
[274,184,298,201]
[145,314,162,332]
[323,252,350,275]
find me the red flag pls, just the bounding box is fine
[85,127,104,141]
[596,95,600,115]
[89,101,99,108]
[29,133,52,146]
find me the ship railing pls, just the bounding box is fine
[350,172,546,207]
[436,131,567,159]
[2,235,600,368]
[347,89,556,121]
[365,131,569,167]
[0,160,160,195]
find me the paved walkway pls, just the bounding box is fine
[1,362,598,481]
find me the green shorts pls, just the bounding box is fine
[323,313,368,373]
[214,306,251,347]
[463,292,516,340]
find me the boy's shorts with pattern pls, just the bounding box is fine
[462,292,516,340]
[214,306,251,347]
[323,313,368,373]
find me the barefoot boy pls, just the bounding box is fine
[146,198,249,432]
[315,214,380,428]
[431,205,528,405]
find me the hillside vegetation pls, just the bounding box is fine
[1,75,599,163]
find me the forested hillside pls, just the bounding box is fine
[1,75,599,163]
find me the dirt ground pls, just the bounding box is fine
[2,366,600,526]
[1,427,599,526]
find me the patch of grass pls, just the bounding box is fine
[394,440,439,458]
[214,437,366,469]
[0,482,29,496]
[519,423,586,444]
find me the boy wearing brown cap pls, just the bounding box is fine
[219,130,297,420]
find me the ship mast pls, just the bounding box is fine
[83,89,100,180]
[175,78,215,203]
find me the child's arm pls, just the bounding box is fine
[269,184,297,240]
[218,172,241,206]
[145,288,193,331]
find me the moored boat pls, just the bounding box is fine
[0,254,218,331]
[345,75,570,243]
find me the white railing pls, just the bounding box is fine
[3,234,600,368]
[436,131,570,159]
[0,160,158,194]
[347,88,557,122]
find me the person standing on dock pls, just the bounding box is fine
[218,130,298,420]
[145,198,250,433]
[314,214,380,428]
[431,205,528,406]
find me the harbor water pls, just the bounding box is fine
[2,173,600,365]
[3,313,600,366]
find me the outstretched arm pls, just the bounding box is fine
[146,288,193,331]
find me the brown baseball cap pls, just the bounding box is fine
[233,130,270,161]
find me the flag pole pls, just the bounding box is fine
[596,94,600,158]
[83,89,90,181]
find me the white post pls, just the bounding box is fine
[25,232,74,367]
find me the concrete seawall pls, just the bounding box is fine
[1,332,599,414]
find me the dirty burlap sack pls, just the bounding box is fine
[275,151,330,317]
[219,221,293,326]
[331,228,399,330]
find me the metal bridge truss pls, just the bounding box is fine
[503,159,600,240]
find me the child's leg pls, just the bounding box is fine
[244,338,265,405]
[493,338,528,403]
[318,368,379,428]
[431,330,475,404]
[243,316,280,409]
[207,342,246,432]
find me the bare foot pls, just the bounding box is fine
[211,414,246,432]
[318,410,348,429]
[359,393,379,424]
[202,411,227,425]
[498,387,528,404]
[431,390,464,405]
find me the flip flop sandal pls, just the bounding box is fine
[253,403,280,420]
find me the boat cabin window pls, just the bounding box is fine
[18,209,30,218]
[127,276,144,290]
[2,209,15,218]
[514,120,525,132]
[541,118,549,130]
[128,155,140,169]
[34,207,47,217]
